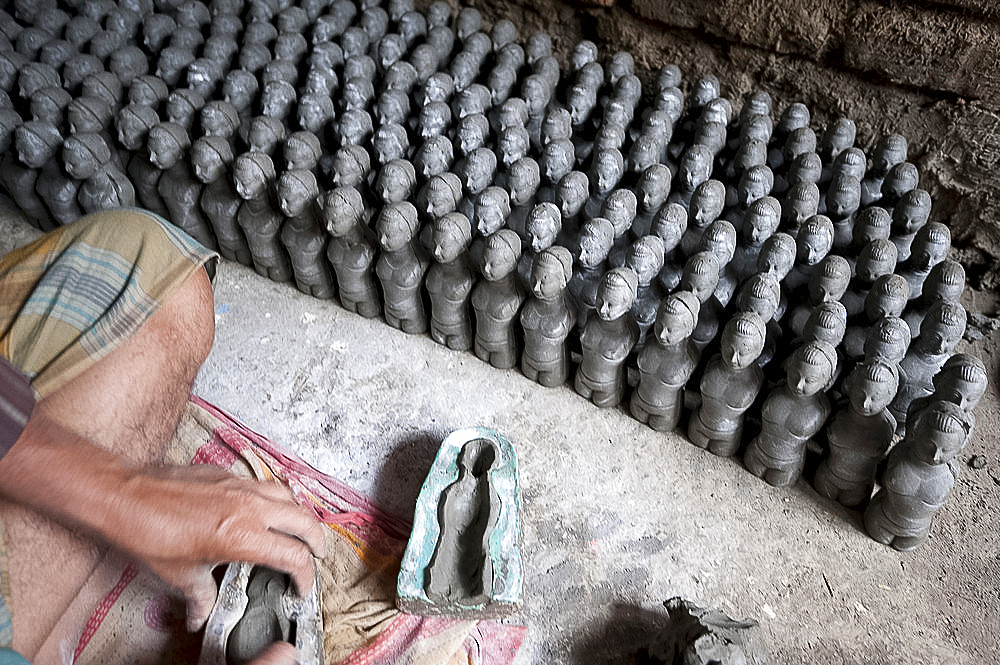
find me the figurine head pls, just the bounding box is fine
[589,148,625,195]
[871,133,907,175]
[680,251,722,303]
[498,124,530,168]
[283,132,322,173]
[223,70,258,112]
[542,106,572,144]
[933,353,988,412]
[626,235,666,285]
[247,115,286,155]
[375,158,417,205]
[737,272,781,322]
[803,301,848,347]
[796,215,834,266]
[571,40,599,71]
[720,311,766,369]
[776,102,810,138]
[919,300,966,355]
[743,196,780,246]
[689,179,726,228]
[807,255,851,304]
[577,218,615,269]
[495,97,529,133]
[417,99,450,140]
[821,117,856,162]
[699,220,737,266]
[678,145,712,193]
[691,75,720,108]
[864,274,910,321]
[864,315,911,365]
[147,121,190,170]
[527,202,562,252]
[923,260,966,305]
[739,113,772,146]
[737,164,774,208]
[337,109,373,147]
[526,32,552,66]
[654,291,700,346]
[297,94,335,134]
[233,151,275,200]
[556,171,589,219]
[277,169,319,217]
[14,121,61,169]
[415,135,454,181]
[909,222,951,272]
[628,135,660,176]
[322,186,366,236]
[432,211,472,262]
[601,189,637,238]
[460,146,497,195]
[637,164,672,213]
[190,135,233,184]
[732,137,767,177]
[645,204,686,253]
[834,147,867,182]
[757,232,796,280]
[826,174,862,219]
[455,112,489,155]
[116,102,159,151]
[892,189,932,235]
[542,139,575,185]
[909,400,969,466]
[531,246,573,299]
[419,172,463,220]
[474,186,511,236]
[853,206,892,246]
[67,96,113,135]
[787,152,822,188]
[481,229,521,281]
[846,359,899,416]
[596,268,639,321]
[881,161,919,203]
[329,145,370,188]
[856,239,898,283]
[786,341,837,397]
[376,201,420,251]
[783,127,816,164]
[508,158,541,206]
[62,132,112,179]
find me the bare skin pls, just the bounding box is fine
[0,269,324,663]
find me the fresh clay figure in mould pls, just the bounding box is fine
[574,267,641,408]
[323,186,381,319]
[376,201,430,334]
[277,169,335,299]
[426,211,476,350]
[520,246,576,387]
[687,311,767,457]
[630,291,701,432]
[471,229,527,370]
[743,340,837,487]
[813,359,899,508]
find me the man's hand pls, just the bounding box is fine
[0,409,325,632]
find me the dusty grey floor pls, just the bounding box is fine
[3,209,998,664]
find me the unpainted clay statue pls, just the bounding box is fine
[625,235,666,346]
[879,161,919,212]
[117,102,171,218]
[567,217,615,332]
[15,120,80,227]
[783,214,835,293]
[327,144,371,193]
[890,188,931,262]
[852,206,892,249]
[247,115,288,157]
[779,182,819,235]
[471,229,526,369]
[731,196,780,283]
[62,131,134,214]
[787,254,852,338]
[743,340,836,486]
[234,150,293,282]
[602,188,639,268]
[426,212,476,350]
[225,567,294,665]
[679,251,724,353]
[863,315,912,367]
[323,186,380,318]
[814,359,899,508]
[506,157,541,242]
[734,271,783,368]
[277,169,335,299]
[555,170,589,237]
[903,259,965,339]
[631,291,701,432]
[687,311,767,457]
[473,186,511,238]
[864,399,969,551]
[375,201,430,334]
[801,301,848,350]
[375,158,417,206]
[842,273,911,360]
[414,135,454,183]
[191,135,251,265]
[899,221,950,301]
[825,173,861,249]
[519,246,576,387]
[680,179,726,258]
[517,202,562,292]
[583,148,625,220]
[148,121,215,249]
[841,238,899,317]
[861,134,907,206]
[418,172,463,225]
[904,353,987,448]
[574,267,641,408]
[650,203,688,293]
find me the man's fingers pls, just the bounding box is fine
[183,566,221,632]
[248,642,297,665]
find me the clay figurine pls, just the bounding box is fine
[14,120,81,227]
[426,212,476,350]
[899,221,950,301]
[679,251,724,353]
[651,203,688,293]
[191,135,251,265]
[322,186,381,318]
[519,246,576,387]
[813,359,899,507]
[687,311,767,457]
[630,291,701,432]
[860,134,907,207]
[625,235,667,346]
[743,340,836,486]
[148,122,215,249]
[567,217,615,332]
[234,151,293,281]
[680,179,726,259]
[890,189,931,263]
[574,267,641,408]
[903,259,965,339]
[277,169,335,299]
[471,229,526,369]
[517,202,562,292]
[783,215,834,294]
[864,399,969,551]
[375,201,430,334]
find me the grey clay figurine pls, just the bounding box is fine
[471,229,526,370]
[426,212,476,350]
[277,169,336,299]
[234,150,293,282]
[519,246,576,387]
[323,186,381,319]
[375,201,430,334]
[191,135,251,265]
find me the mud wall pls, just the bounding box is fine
[427,0,1000,289]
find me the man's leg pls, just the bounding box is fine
[0,267,215,659]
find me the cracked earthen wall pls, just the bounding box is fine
[425,0,1000,288]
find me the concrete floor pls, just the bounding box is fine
[3,209,999,664]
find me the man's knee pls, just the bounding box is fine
[159,266,216,373]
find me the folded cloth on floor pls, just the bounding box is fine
[71,396,526,665]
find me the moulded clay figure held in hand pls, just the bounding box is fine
[375,201,430,334]
[471,229,527,369]
[903,259,965,339]
[277,169,335,299]
[687,311,767,457]
[679,251,724,353]
[889,299,967,427]
[323,186,381,318]
[864,399,970,551]
[679,179,725,259]
[191,134,252,265]
[148,122,215,249]
[426,211,476,350]
[574,267,641,408]
[520,246,576,387]
[234,150,294,282]
[743,340,836,487]
[631,291,701,432]
[14,120,81,226]
[567,217,615,333]
[62,132,137,215]
[813,359,899,508]
[651,203,688,293]
[626,235,666,347]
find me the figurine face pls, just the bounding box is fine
[738,167,772,207]
[602,190,636,236]
[758,235,796,277]
[592,151,623,193]
[433,223,466,262]
[656,306,697,346]
[531,256,567,299]
[148,131,181,170]
[720,323,764,370]
[456,114,487,154]
[849,372,896,416]
[527,205,560,252]
[377,162,414,203]
[865,288,908,321]
[462,149,495,194]
[638,165,671,210]
[378,212,413,252]
[744,204,779,245]
[690,183,724,227]
[809,269,850,303]
[827,178,861,218]
[873,134,907,173]
[627,242,663,283]
[786,358,831,397]
[577,227,611,268]
[681,262,720,303]
[797,225,833,265]
[191,143,224,183]
[596,281,632,321]
[482,240,516,281]
[557,175,588,217]
[912,417,965,466]
[542,141,574,184]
